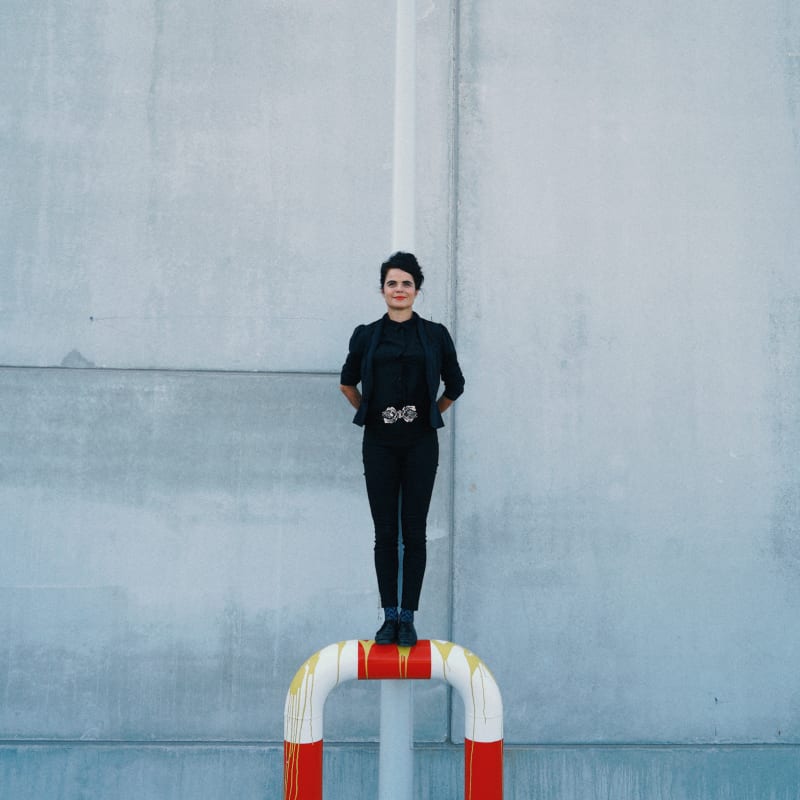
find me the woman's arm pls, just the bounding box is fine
[340,384,362,410]
[437,394,454,414]
[438,324,464,408]
[340,324,366,411]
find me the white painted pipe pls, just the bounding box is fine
[283,640,504,799]
[379,679,413,800]
[383,1,417,799]
[391,0,416,253]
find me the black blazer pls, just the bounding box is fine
[340,312,465,429]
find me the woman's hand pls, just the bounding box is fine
[340,384,362,411]
[437,395,454,414]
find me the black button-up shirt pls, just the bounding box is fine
[341,312,465,431]
[368,317,429,431]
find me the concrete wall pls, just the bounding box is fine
[454,0,800,747]
[2,1,799,797]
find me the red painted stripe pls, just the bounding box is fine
[357,639,432,680]
[464,738,504,800]
[283,739,323,800]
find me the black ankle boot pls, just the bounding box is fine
[397,620,417,647]
[375,619,398,644]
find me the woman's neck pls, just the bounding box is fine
[386,308,414,323]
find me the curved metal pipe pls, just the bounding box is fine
[284,639,503,799]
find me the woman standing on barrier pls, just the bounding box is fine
[340,252,465,647]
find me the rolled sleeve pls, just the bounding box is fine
[340,324,365,386]
[440,325,465,400]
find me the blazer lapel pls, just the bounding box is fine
[362,315,385,400]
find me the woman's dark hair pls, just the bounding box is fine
[380,252,424,290]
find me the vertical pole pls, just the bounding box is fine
[379,680,413,800]
[391,0,416,250]
[380,3,415,800]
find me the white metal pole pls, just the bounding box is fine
[379,3,416,800]
[391,0,416,251]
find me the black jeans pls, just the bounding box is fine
[362,427,439,611]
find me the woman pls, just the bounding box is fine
[340,252,465,646]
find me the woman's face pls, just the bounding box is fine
[382,268,418,313]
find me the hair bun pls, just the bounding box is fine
[380,252,424,290]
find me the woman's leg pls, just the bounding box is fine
[363,435,402,608]
[398,431,439,611]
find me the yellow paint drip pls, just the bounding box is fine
[432,640,456,679]
[359,639,374,679]
[462,647,496,799]
[284,651,321,800]
[430,643,496,800]
[464,648,492,725]
[336,641,346,684]
[396,645,412,677]
[285,641,501,800]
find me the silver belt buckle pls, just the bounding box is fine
[381,405,418,424]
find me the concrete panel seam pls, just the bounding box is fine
[444,0,463,746]
[2,741,799,752]
[0,365,340,378]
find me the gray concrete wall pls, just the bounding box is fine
[2,1,799,798]
[453,0,800,749]
[4,745,800,800]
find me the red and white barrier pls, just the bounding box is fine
[284,639,503,800]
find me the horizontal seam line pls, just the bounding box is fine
[1,740,798,749]
[0,365,339,378]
